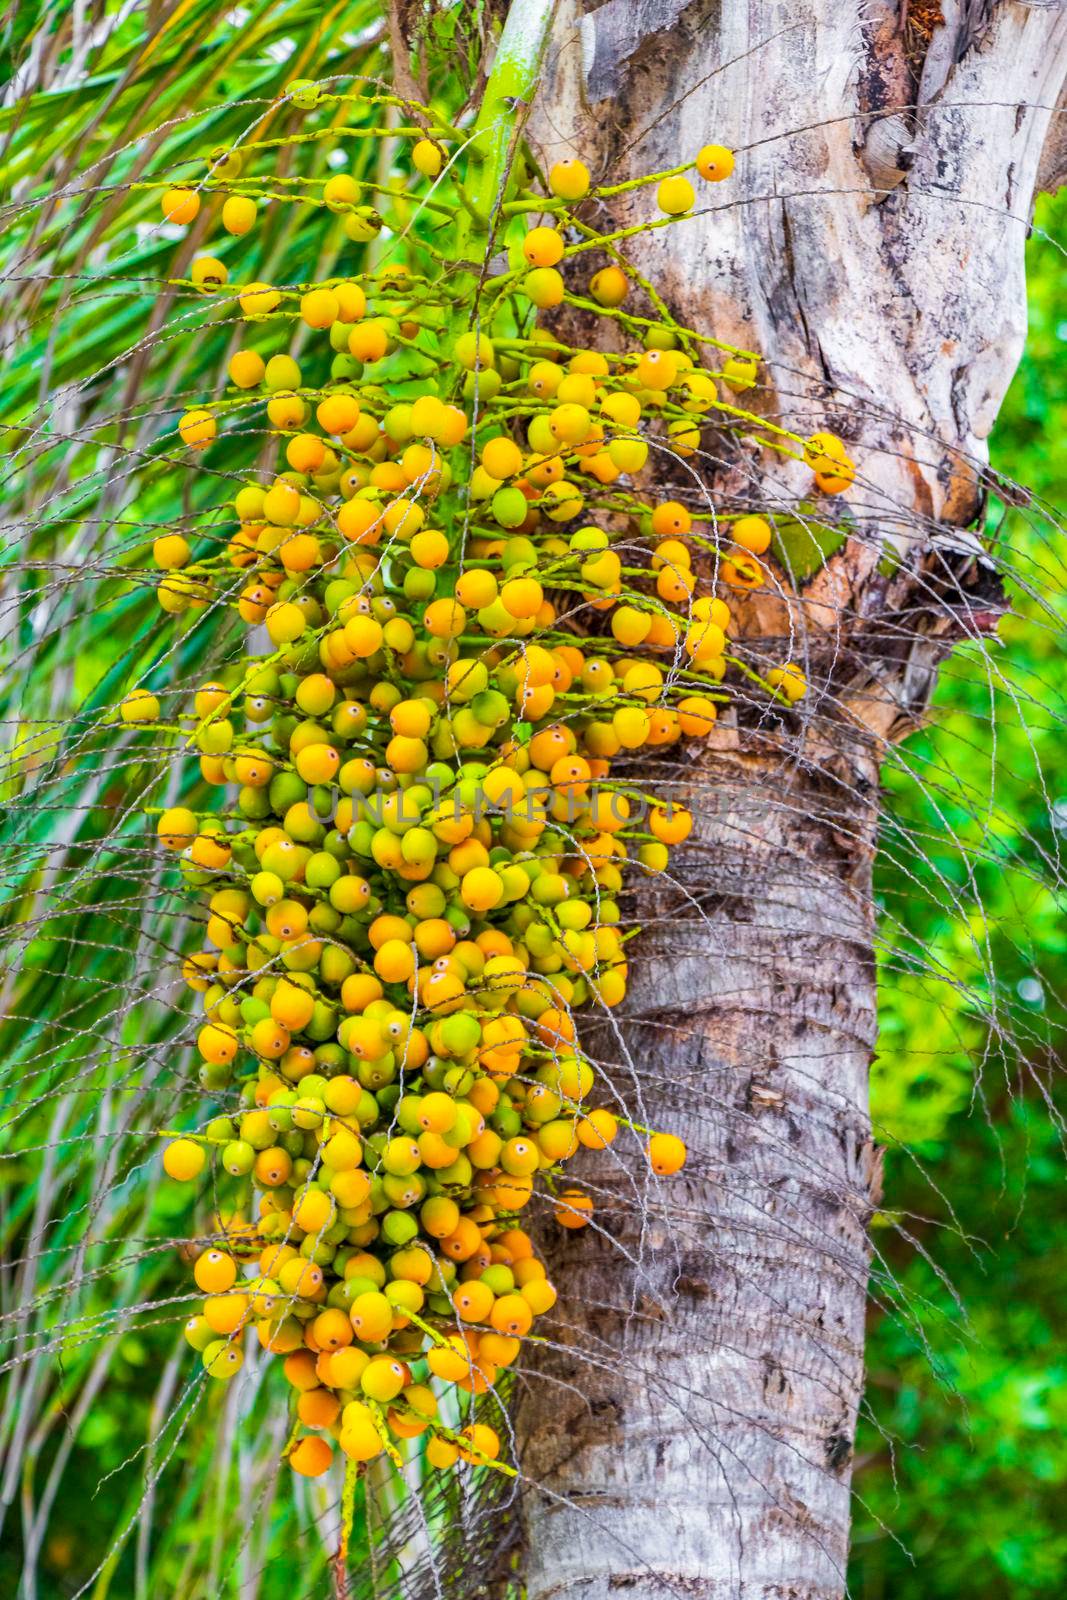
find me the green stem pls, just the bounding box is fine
[454,0,558,265]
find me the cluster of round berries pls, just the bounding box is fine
[138,92,853,1481]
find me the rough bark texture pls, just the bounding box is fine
[532,0,1067,739]
[511,3,1067,1597]
[516,759,879,1599]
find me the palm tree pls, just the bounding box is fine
[0,4,1064,1598]
[515,6,1067,1597]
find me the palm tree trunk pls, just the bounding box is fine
[514,2,1067,1593]
[517,755,879,1598]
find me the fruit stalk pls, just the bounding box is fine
[455,0,557,265]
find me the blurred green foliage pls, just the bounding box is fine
[850,189,1067,1599]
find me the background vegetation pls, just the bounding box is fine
[851,188,1067,1598]
[0,9,1063,1596]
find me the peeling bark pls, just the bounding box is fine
[537,0,1067,565]
[513,3,1067,1596]
[1036,78,1067,194]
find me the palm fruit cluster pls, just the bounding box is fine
[140,86,854,1482]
